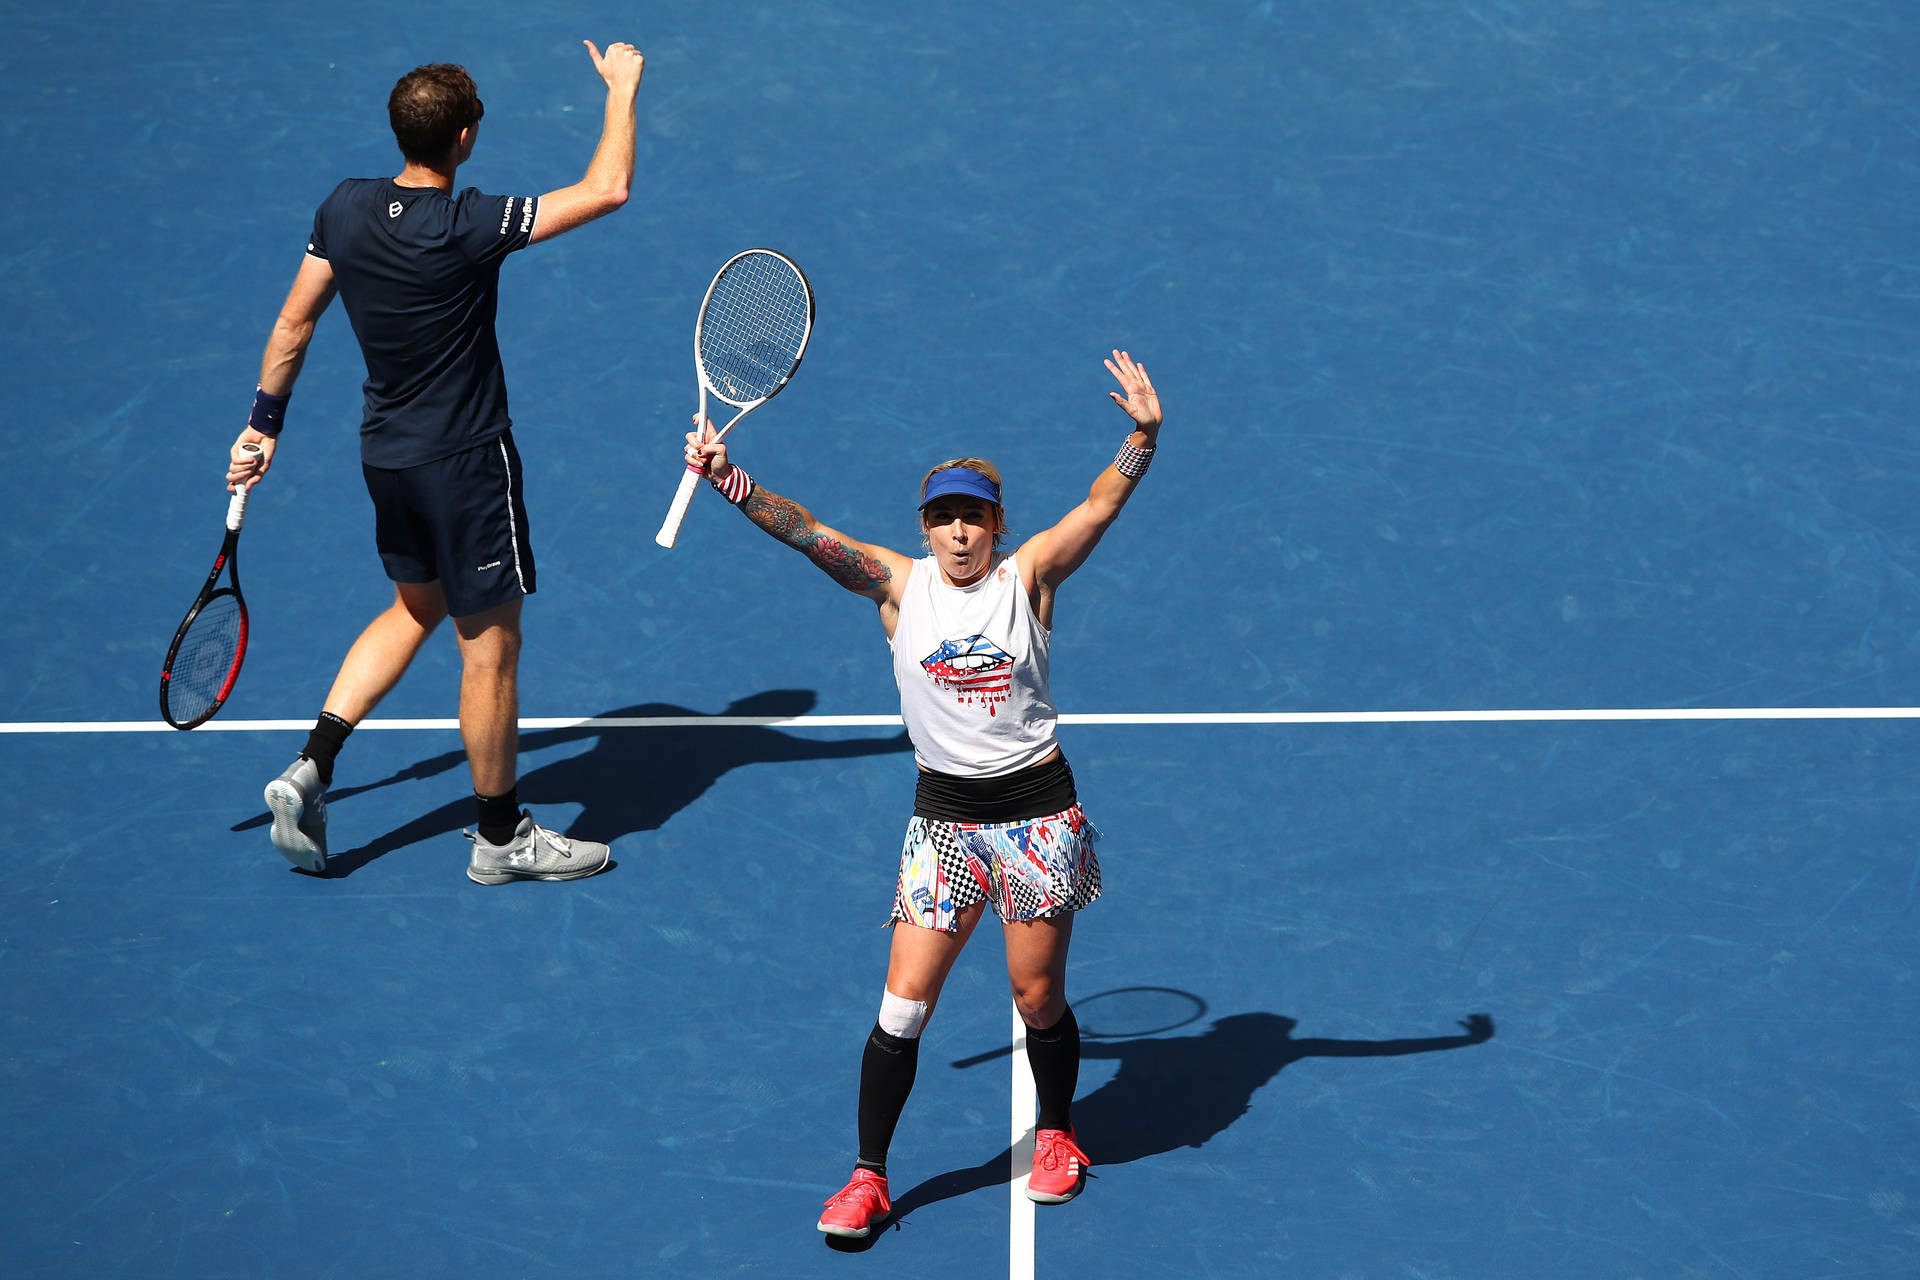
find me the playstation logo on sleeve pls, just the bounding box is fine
[388,201,404,219]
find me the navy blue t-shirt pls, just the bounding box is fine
[307,179,539,468]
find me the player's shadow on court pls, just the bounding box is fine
[833,1009,1494,1251]
[231,689,910,877]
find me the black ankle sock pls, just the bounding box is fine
[475,788,521,846]
[1026,1004,1081,1132]
[300,712,353,787]
[856,1023,920,1174]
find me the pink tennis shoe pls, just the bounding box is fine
[1027,1127,1091,1203]
[817,1168,891,1237]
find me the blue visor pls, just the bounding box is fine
[919,467,1001,509]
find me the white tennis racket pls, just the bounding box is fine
[655,248,815,547]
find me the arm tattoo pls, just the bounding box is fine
[743,487,894,594]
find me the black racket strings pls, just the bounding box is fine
[170,595,245,719]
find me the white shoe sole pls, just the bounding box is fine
[264,780,326,872]
[1026,1167,1086,1204]
[466,860,609,885]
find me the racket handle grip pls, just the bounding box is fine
[227,444,262,531]
[655,465,704,548]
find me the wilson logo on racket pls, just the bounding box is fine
[921,635,1013,716]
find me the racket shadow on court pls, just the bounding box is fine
[835,992,1493,1251]
[230,689,910,877]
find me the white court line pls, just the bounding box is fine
[1009,1005,1036,1280]
[5,706,1920,733]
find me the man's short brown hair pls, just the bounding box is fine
[388,64,484,164]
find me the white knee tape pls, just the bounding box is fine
[878,990,929,1040]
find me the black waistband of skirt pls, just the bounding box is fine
[912,753,1077,824]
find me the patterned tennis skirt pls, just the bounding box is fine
[890,805,1102,932]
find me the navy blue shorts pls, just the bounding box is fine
[362,431,536,618]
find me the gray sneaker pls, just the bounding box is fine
[264,757,328,872]
[466,811,610,885]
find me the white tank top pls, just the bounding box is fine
[890,551,1058,777]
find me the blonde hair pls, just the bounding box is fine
[919,457,1010,548]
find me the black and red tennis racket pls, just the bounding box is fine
[160,444,258,729]
[654,248,814,547]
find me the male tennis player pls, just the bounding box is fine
[684,350,1163,1235]
[226,43,644,881]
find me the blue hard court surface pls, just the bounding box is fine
[1,2,1916,1276]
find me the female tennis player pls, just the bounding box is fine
[684,350,1162,1237]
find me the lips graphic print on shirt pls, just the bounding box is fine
[891,553,1057,776]
[921,634,1014,716]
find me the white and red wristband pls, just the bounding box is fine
[708,464,754,506]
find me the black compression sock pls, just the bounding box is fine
[856,1023,920,1173]
[300,712,353,787]
[1026,1005,1081,1132]
[475,788,521,846]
